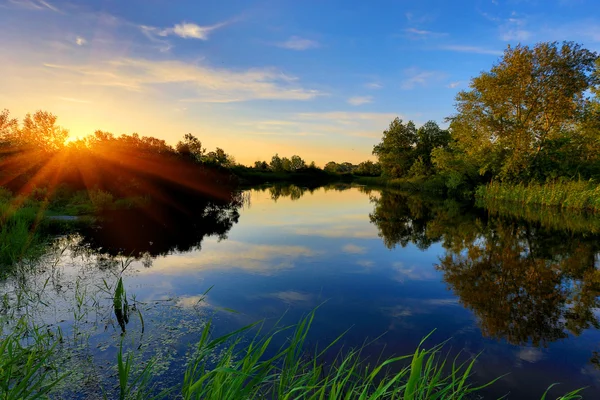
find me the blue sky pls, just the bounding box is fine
[0,0,598,165]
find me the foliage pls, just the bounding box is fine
[0,319,66,399]
[373,119,449,179]
[448,41,598,182]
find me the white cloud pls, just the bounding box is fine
[342,244,367,254]
[44,58,322,102]
[75,36,86,46]
[365,82,382,89]
[400,68,445,90]
[8,0,59,12]
[278,36,320,50]
[357,260,375,268]
[156,22,225,40]
[347,96,373,106]
[265,291,314,304]
[404,28,447,38]
[447,81,465,89]
[499,16,532,42]
[441,45,503,56]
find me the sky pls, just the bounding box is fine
[1,0,598,166]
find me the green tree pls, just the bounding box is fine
[372,118,417,178]
[414,121,450,175]
[449,41,598,181]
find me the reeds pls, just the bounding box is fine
[477,180,600,213]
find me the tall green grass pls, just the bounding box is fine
[0,201,44,268]
[0,318,65,399]
[477,180,600,212]
[1,309,586,399]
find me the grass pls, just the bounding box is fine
[0,318,66,399]
[477,180,600,212]
[0,201,45,268]
[1,307,587,399]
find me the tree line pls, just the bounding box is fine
[371,41,600,195]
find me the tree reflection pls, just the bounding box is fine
[76,187,244,259]
[369,190,600,347]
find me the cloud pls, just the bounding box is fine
[342,244,367,254]
[265,291,314,304]
[347,96,373,106]
[400,68,445,90]
[44,58,322,102]
[392,262,436,282]
[447,81,465,89]
[156,22,225,40]
[499,16,532,42]
[441,45,503,56]
[142,240,317,276]
[8,0,59,12]
[357,260,375,268]
[56,96,91,104]
[75,36,86,46]
[365,82,382,89]
[278,36,320,50]
[517,348,543,363]
[404,28,447,38]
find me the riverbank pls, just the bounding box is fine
[476,180,600,213]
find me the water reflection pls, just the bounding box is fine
[75,188,244,258]
[369,189,600,349]
[13,184,600,398]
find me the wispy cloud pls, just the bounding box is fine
[357,260,375,268]
[499,15,532,42]
[148,21,226,40]
[277,36,320,50]
[447,81,465,89]
[441,45,503,56]
[400,68,445,90]
[8,0,58,12]
[404,28,447,38]
[342,244,367,254]
[365,82,382,89]
[264,291,314,304]
[44,58,322,102]
[347,96,373,106]
[56,96,91,104]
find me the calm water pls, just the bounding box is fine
[4,185,600,398]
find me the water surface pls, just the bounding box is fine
[3,185,600,398]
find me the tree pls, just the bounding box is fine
[176,133,205,162]
[254,160,269,170]
[205,147,234,167]
[0,109,17,140]
[324,161,338,173]
[290,155,306,171]
[449,41,598,181]
[281,157,292,172]
[270,154,283,172]
[372,118,418,178]
[414,121,450,175]
[18,110,69,151]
